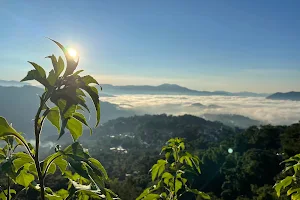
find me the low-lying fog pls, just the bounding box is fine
[101,95,300,125]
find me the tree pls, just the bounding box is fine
[0,39,117,199]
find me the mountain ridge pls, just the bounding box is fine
[267,91,300,101]
[0,80,269,97]
[99,83,269,97]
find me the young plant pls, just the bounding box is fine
[136,137,210,200]
[0,137,22,200]
[274,154,300,199]
[0,39,117,199]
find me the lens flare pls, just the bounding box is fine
[228,148,233,154]
[67,48,77,58]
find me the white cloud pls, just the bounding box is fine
[100,95,300,125]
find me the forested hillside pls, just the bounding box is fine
[5,114,298,199]
[84,115,298,200]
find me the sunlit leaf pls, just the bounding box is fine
[49,38,79,76]
[66,117,83,141]
[47,69,57,86]
[88,157,108,179]
[54,157,68,174]
[275,176,294,197]
[73,112,92,134]
[81,86,100,127]
[81,75,99,85]
[151,159,166,181]
[47,107,60,132]
[13,152,34,172]
[57,56,65,76]
[0,117,27,147]
[28,61,46,78]
[16,169,35,187]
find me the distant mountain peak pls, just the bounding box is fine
[99,83,268,97]
[267,91,300,101]
[0,80,30,87]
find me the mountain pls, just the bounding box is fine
[99,83,268,97]
[0,80,30,87]
[0,85,133,139]
[0,80,268,97]
[87,114,237,148]
[267,91,300,101]
[202,113,262,128]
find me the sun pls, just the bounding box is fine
[67,48,77,58]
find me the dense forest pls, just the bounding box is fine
[2,114,299,199]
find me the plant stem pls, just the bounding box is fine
[7,175,10,200]
[34,96,48,200]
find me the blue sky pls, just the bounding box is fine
[0,0,300,93]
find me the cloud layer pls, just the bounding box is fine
[100,95,300,125]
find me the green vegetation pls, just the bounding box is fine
[0,40,116,199]
[136,138,209,200]
[84,115,299,200]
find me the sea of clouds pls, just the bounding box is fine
[100,95,300,125]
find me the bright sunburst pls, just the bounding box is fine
[67,48,77,58]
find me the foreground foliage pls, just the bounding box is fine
[136,138,210,200]
[274,153,300,199]
[0,39,116,199]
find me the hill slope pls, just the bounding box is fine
[267,91,300,101]
[0,85,133,138]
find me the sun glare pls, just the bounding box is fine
[67,48,77,58]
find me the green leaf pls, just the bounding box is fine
[151,159,166,181]
[287,188,300,196]
[48,38,78,76]
[197,192,211,200]
[274,176,294,197]
[187,188,210,199]
[81,75,99,85]
[80,86,100,127]
[73,70,84,76]
[63,105,76,119]
[54,157,68,174]
[57,56,65,76]
[56,189,70,199]
[142,194,160,200]
[104,188,118,199]
[73,112,89,127]
[62,142,89,159]
[179,155,193,167]
[45,194,64,200]
[88,157,108,179]
[66,117,83,141]
[13,152,34,172]
[16,169,35,187]
[47,107,60,132]
[0,189,16,200]
[0,117,28,147]
[174,179,183,193]
[162,172,173,185]
[47,163,57,175]
[46,54,58,73]
[21,69,49,87]
[73,112,92,134]
[85,164,105,190]
[28,61,46,78]
[43,152,64,175]
[292,193,300,200]
[47,69,57,86]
